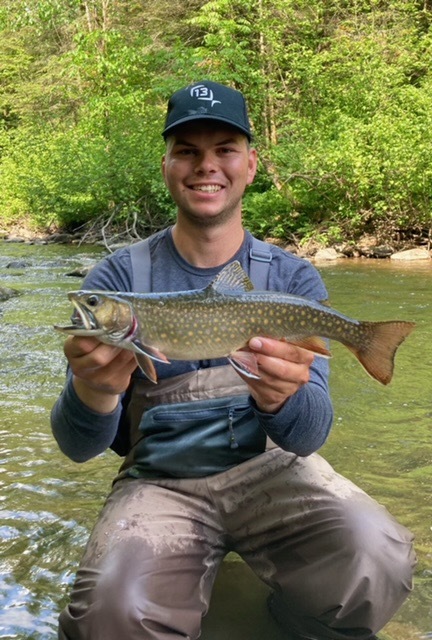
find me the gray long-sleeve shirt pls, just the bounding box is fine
[51,229,333,465]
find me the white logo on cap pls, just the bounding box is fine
[191,84,221,107]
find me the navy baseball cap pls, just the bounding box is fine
[162,80,252,141]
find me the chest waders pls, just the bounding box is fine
[116,238,274,481]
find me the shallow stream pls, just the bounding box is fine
[0,242,430,639]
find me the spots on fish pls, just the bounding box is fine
[61,263,414,385]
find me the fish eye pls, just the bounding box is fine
[86,295,100,307]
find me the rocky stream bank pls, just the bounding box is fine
[1,222,431,263]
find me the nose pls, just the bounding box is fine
[194,150,217,174]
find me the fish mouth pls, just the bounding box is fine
[54,299,100,334]
[70,300,98,330]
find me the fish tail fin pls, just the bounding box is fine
[348,321,415,385]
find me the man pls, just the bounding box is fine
[51,80,415,640]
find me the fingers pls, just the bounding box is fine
[248,337,315,366]
[65,336,122,365]
[242,337,315,413]
[64,335,101,358]
[64,336,135,373]
[63,336,137,406]
[248,337,314,387]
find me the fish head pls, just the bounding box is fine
[55,291,136,344]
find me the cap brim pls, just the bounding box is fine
[162,115,252,140]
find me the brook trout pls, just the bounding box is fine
[55,261,414,385]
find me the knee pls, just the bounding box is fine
[91,549,164,626]
[284,496,415,623]
[273,501,415,638]
[60,563,143,634]
[341,497,416,589]
[61,543,205,639]
[93,556,138,619]
[317,497,417,632]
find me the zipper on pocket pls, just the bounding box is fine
[228,408,239,449]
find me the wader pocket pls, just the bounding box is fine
[130,394,266,478]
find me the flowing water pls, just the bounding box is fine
[0,241,430,640]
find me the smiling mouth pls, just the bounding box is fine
[190,185,222,193]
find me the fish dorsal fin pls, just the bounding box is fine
[208,261,254,294]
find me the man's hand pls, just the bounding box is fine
[242,337,315,414]
[64,336,137,413]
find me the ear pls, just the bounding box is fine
[246,147,258,186]
[161,155,167,184]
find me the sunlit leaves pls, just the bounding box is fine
[0,0,431,242]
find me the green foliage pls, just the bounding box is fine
[243,187,294,239]
[0,90,170,228]
[188,0,432,242]
[0,0,432,243]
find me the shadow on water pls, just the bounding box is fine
[0,245,431,639]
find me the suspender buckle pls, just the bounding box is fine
[249,248,272,263]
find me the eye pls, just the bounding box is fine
[86,295,100,307]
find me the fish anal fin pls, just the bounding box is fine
[134,354,158,384]
[286,336,331,358]
[228,350,261,379]
[347,321,415,385]
[209,261,254,295]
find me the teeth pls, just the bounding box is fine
[72,300,92,330]
[192,185,222,192]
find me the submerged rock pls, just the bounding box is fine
[6,260,32,269]
[66,265,94,278]
[0,286,20,301]
[47,232,75,244]
[4,236,26,243]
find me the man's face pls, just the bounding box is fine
[162,122,257,228]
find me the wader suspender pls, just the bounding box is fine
[129,236,272,293]
[111,237,272,458]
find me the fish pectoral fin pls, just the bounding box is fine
[286,336,331,357]
[228,351,261,379]
[131,340,171,383]
[134,354,158,384]
[131,340,170,364]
